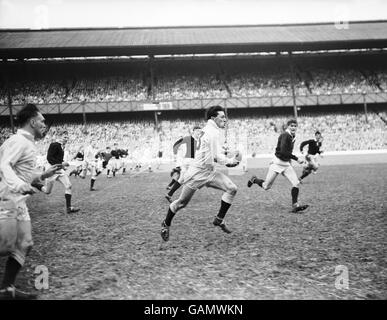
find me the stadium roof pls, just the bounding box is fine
[1,21,387,59]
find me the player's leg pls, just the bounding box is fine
[122,159,127,175]
[206,171,237,233]
[310,156,319,174]
[0,206,18,257]
[283,166,309,213]
[79,161,88,179]
[167,170,184,200]
[106,161,112,178]
[167,171,179,190]
[299,156,313,181]
[248,165,279,190]
[90,163,97,191]
[161,185,196,241]
[0,206,36,299]
[58,174,80,214]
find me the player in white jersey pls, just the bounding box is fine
[0,104,61,299]
[161,106,240,241]
[81,143,99,191]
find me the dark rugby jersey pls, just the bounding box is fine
[111,149,120,159]
[274,131,298,162]
[120,149,128,157]
[75,152,84,161]
[101,152,113,162]
[173,136,197,159]
[47,142,64,165]
[300,139,322,155]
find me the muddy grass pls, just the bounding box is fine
[1,163,386,299]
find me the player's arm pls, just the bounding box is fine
[299,140,311,153]
[172,138,184,155]
[0,142,33,194]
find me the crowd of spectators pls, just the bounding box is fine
[1,112,385,161]
[1,60,387,105]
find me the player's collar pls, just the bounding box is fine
[207,119,219,130]
[17,129,35,142]
[285,129,295,137]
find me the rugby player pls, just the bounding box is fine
[44,131,80,212]
[161,106,240,241]
[0,104,62,299]
[299,131,324,181]
[81,142,99,191]
[247,119,309,213]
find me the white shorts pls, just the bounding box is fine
[109,158,121,170]
[305,154,319,170]
[46,169,72,188]
[267,157,299,187]
[0,195,30,221]
[182,165,217,190]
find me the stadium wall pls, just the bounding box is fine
[245,150,387,170]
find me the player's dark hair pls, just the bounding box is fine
[315,131,321,135]
[193,125,201,130]
[16,103,40,127]
[287,119,298,126]
[205,105,224,120]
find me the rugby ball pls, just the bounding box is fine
[62,162,70,168]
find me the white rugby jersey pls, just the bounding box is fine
[0,129,39,194]
[191,119,229,170]
[84,145,96,161]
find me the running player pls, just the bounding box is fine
[0,104,61,299]
[165,126,202,203]
[109,143,121,177]
[161,106,240,241]
[44,131,80,212]
[81,142,99,191]
[247,119,309,213]
[299,131,324,182]
[98,146,113,178]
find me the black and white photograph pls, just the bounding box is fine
[0,0,386,307]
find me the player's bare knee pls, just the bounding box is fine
[179,199,190,209]
[227,183,238,195]
[19,238,33,254]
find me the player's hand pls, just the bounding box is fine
[41,164,62,180]
[19,183,36,195]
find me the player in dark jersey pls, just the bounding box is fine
[109,143,122,177]
[69,148,84,177]
[98,146,113,177]
[44,131,80,213]
[120,149,129,174]
[165,126,202,203]
[247,119,309,213]
[299,131,324,182]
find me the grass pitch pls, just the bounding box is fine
[1,163,386,299]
